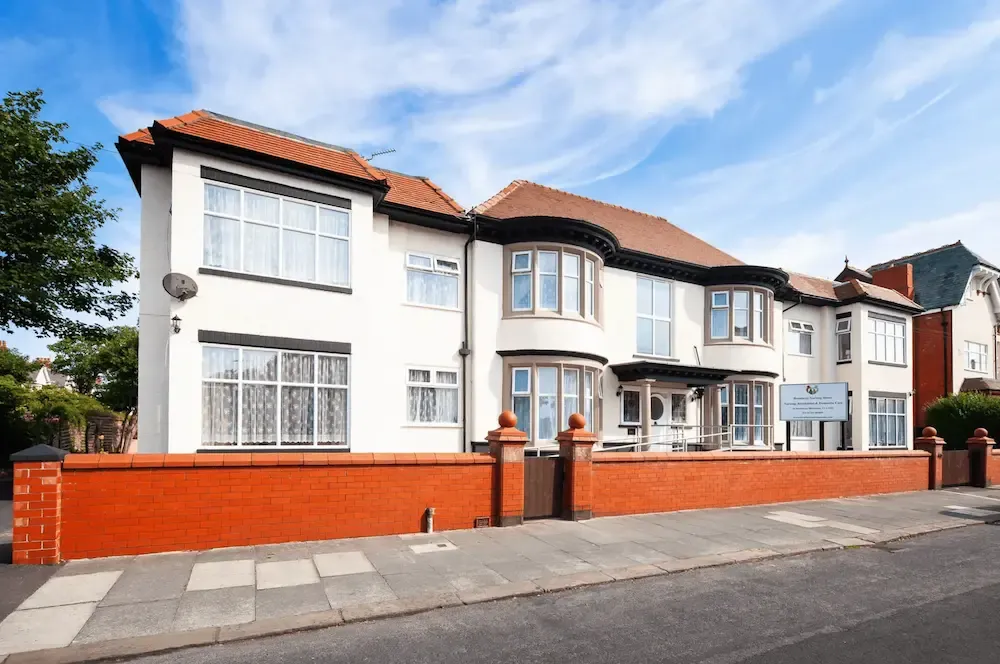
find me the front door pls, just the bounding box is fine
[650,394,668,450]
[651,393,689,450]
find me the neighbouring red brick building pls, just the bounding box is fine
[840,242,1000,429]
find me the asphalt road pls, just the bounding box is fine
[130,524,1000,664]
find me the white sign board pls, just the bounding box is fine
[779,383,849,422]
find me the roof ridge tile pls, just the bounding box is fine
[868,241,964,271]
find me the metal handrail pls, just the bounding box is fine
[598,425,776,453]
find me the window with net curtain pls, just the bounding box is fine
[406,254,460,308]
[201,346,349,447]
[406,369,459,423]
[203,183,350,286]
[511,365,600,442]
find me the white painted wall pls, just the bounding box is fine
[856,303,914,451]
[952,286,998,388]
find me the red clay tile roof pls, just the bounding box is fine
[118,110,464,218]
[789,272,921,310]
[474,180,741,268]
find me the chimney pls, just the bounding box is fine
[37,357,52,367]
[0,340,6,351]
[872,263,914,301]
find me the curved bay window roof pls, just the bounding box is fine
[610,361,778,387]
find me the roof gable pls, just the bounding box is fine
[475,181,741,268]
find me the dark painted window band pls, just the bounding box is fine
[198,267,352,295]
[201,166,352,210]
[198,330,351,355]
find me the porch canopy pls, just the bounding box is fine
[609,361,778,442]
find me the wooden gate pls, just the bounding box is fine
[942,450,971,487]
[524,456,563,519]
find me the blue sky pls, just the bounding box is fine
[3,0,1000,358]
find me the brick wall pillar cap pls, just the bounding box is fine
[487,411,528,444]
[10,444,69,463]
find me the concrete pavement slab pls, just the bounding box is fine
[339,592,462,623]
[255,543,313,563]
[313,552,375,577]
[457,580,539,604]
[54,557,133,578]
[535,570,612,592]
[255,584,332,621]
[186,560,255,591]
[99,565,190,607]
[383,571,458,599]
[194,546,256,564]
[322,572,397,609]
[484,558,552,582]
[256,560,319,590]
[72,599,179,645]
[173,587,255,631]
[18,572,121,609]
[446,568,509,593]
[0,603,96,655]
[365,549,431,575]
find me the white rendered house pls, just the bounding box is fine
[118,111,922,455]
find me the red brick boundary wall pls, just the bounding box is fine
[590,451,930,517]
[11,414,949,564]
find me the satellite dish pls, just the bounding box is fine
[162,273,199,301]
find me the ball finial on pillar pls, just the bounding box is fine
[498,410,517,429]
[568,413,586,430]
[922,426,937,438]
[975,427,989,439]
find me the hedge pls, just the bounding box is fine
[924,392,1000,450]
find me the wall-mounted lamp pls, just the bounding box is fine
[615,385,623,397]
[170,315,182,334]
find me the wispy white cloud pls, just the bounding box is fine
[100,0,843,205]
[791,53,812,81]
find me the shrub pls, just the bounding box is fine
[0,375,109,459]
[924,392,1000,449]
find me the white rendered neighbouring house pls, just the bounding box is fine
[118,111,922,455]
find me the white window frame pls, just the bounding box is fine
[584,370,595,432]
[790,420,814,439]
[202,182,351,287]
[733,383,750,444]
[200,344,350,449]
[753,292,766,342]
[836,318,852,362]
[585,259,596,319]
[563,368,580,428]
[869,395,906,448]
[965,341,989,373]
[536,366,559,441]
[563,254,580,315]
[868,316,906,365]
[538,251,559,311]
[405,366,460,426]
[733,290,750,339]
[621,387,641,425]
[711,291,730,339]
[787,321,814,357]
[511,251,533,312]
[405,252,461,310]
[636,276,672,357]
[511,367,532,438]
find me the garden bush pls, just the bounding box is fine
[924,392,1000,449]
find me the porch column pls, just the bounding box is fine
[967,428,995,488]
[639,379,654,444]
[913,427,946,490]
[488,411,528,526]
[558,413,597,521]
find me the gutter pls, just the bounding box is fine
[460,214,478,452]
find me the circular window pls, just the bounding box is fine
[650,396,665,421]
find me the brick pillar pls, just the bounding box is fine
[913,427,947,490]
[10,444,68,565]
[558,413,596,521]
[488,411,528,527]
[967,428,995,488]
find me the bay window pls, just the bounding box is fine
[869,395,906,448]
[406,253,460,309]
[707,288,772,344]
[202,345,348,448]
[636,276,672,357]
[406,368,459,424]
[204,182,350,287]
[708,381,771,447]
[868,314,905,365]
[509,363,601,443]
[506,246,602,321]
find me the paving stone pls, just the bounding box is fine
[18,572,122,609]
[72,599,179,644]
[100,564,190,607]
[535,570,613,591]
[0,603,96,654]
[339,593,462,623]
[255,543,313,563]
[605,564,664,581]
[186,560,255,591]
[365,549,432,575]
[323,572,397,609]
[255,583,332,621]
[313,551,375,577]
[55,557,134,578]
[447,568,509,592]
[484,558,552,582]
[600,541,677,565]
[383,570,457,599]
[572,548,638,570]
[194,546,256,563]
[173,586,255,631]
[217,610,343,643]
[256,559,320,590]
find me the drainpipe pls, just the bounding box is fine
[460,214,478,452]
[941,315,950,397]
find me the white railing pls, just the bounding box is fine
[597,425,776,453]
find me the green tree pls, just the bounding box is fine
[50,326,138,452]
[0,345,41,384]
[0,89,136,338]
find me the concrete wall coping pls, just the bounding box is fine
[58,452,494,470]
[593,450,929,463]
